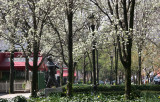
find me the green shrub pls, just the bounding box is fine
[0,98,8,102]
[28,92,160,102]
[12,95,27,102]
[60,84,160,101]
[132,85,160,91]
[130,90,141,99]
[97,85,125,92]
[140,91,160,102]
[70,84,160,93]
[48,92,61,97]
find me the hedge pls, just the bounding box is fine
[62,84,160,93]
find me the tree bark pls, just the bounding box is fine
[115,48,118,85]
[73,62,77,83]
[91,71,93,84]
[92,40,97,92]
[9,50,14,94]
[31,2,40,96]
[31,41,39,97]
[60,63,63,86]
[83,53,86,84]
[67,0,73,97]
[125,66,131,99]
[110,56,113,85]
[138,48,142,85]
[118,0,135,99]
[86,51,93,84]
[76,70,78,82]
[25,57,29,81]
[96,49,99,85]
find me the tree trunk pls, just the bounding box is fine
[96,49,99,85]
[83,53,86,84]
[9,50,14,94]
[117,0,135,99]
[92,41,97,91]
[90,20,97,92]
[86,71,89,82]
[110,56,113,85]
[133,74,135,84]
[25,57,29,81]
[60,64,63,86]
[67,0,73,96]
[122,72,124,83]
[86,51,93,84]
[31,41,39,97]
[138,48,142,85]
[115,47,118,85]
[73,62,77,83]
[91,71,93,84]
[119,72,121,84]
[125,67,131,99]
[76,70,78,82]
[91,0,135,100]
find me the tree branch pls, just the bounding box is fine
[90,0,113,24]
[48,18,68,67]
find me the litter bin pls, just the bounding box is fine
[38,72,45,90]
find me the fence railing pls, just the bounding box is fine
[0,81,28,93]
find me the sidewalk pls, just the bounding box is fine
[0,93,31,99]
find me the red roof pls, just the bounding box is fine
[0,52,45,71]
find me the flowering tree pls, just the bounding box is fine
[90,0,135,99]
[0,0,57,97]
[0,0,22,93]
[43,0,91,96]
[134,0,160,85]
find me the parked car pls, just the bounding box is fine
[99,80,105,84]
[153,75,160,84]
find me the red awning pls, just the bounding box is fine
[56,69,76,77]
[0,56,45,71]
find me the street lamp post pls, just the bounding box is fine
[88,14,97,92]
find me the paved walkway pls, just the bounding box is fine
[0,93,31,99]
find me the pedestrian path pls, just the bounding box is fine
[0,93,30,99]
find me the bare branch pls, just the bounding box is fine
[90,0,113,24]
[48,18,68,67]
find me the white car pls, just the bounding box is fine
[153,75,160,84]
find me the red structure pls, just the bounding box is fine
[0,52,46,80]
[0,52,76,81]
[56,67,76,77]
[0,52,45,71]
